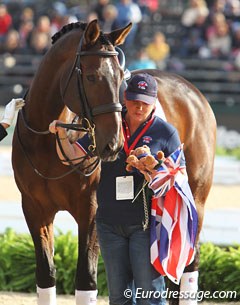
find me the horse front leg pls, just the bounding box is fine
[74,202,99,305]
[22,199,56,305]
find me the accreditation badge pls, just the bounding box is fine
[116,176,134,200]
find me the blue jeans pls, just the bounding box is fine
[96,221,166,305]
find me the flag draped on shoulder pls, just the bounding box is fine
[149,145,198,284]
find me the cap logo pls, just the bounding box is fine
[137,81,148,91]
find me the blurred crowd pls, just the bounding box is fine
[180,0,240,62]
[0,0,158,56]
[0,0,240,70]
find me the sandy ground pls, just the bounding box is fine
[1,145,240,209]
[1,175,239,210]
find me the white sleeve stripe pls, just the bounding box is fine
[74,142,88,155]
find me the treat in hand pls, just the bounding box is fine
[126,145,151,172]
[125,145,165,180]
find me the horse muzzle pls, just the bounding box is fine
[100,140,123,162]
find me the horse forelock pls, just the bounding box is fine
[51,22,112,47]
[99,31,111,46]
[51,22,87,44]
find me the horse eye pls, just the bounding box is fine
[86,75,95,82]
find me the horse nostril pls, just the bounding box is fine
[107,140,123,152]
[108,142,118,152]
[104,143,115,154]
[105,144,111,152]
[101,141,122,161]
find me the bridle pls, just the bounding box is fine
[62,32,122,123]
[17,29,123,179]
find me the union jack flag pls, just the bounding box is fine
[149,145,198,284]
[148,144,185,197]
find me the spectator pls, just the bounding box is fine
[145,32,170,69]
[0,4,12,42]
[52,1,68,17]
[135,0,159,22]
[178,0,209,57]
[92,0,110,25]
[181,0,209,28]
[19,6,35,24]
[225,0,240,17]
[206,12,232,58]
[30,32,50,55]
[0,29,21,54]
[50,1,75,36]
[207,0,226,24]
[179,10,208,57]
[101,4,118,32]
[18,19,34,50]
[29,16,52,52]
[180,29,207,57]
[128,48,157,70]
[51,13,78,36]
[112,0,142,46]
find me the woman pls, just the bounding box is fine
[0,98,25,141]
[49,73,184,305]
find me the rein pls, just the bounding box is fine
[17,29,122,179]
[62,32,122,123]
[17,113,101,179]
[16,119,100,179]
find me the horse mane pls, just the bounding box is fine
[51,22,87,44]
[51,21,111,45]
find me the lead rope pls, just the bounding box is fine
[142,181,149,231]
[132,180,149,231]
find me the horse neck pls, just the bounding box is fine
[25,52,66,130]
[25,30,83,130]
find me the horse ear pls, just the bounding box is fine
[84,19,100,46]
[107,23,132,46]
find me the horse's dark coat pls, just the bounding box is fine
[12,20,216,304]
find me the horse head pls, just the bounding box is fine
[57,20,132,161]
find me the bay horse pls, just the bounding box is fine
[11,20,216,305]
[12,20,132,305]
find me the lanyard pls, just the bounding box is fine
[122,116,154,155]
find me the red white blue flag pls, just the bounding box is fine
[149,145,198,284]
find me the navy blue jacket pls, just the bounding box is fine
[77,113,184,225]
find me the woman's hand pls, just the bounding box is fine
[49,120,59,134]
[49,120,67,138]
